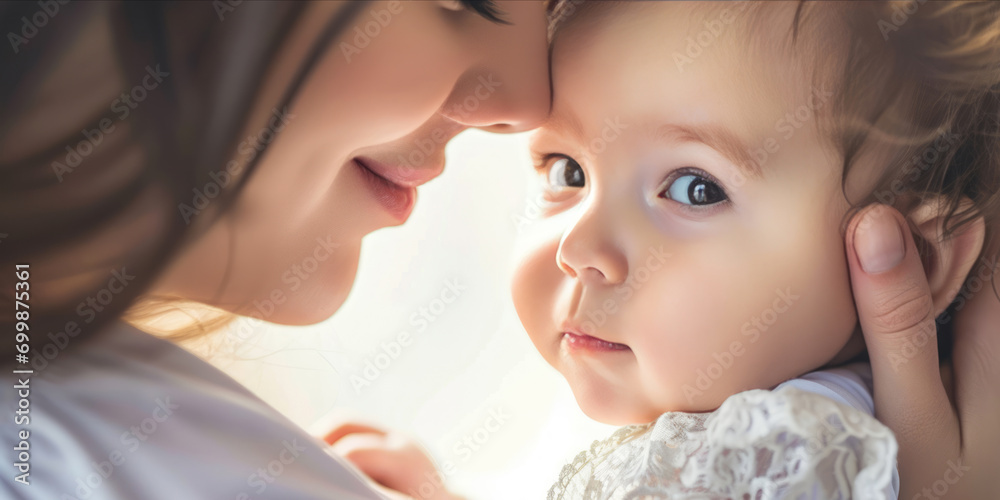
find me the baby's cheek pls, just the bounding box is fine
[626,230,854,412]
[510,237,563,356]
[736,230,857,388]
[624,260,758,412]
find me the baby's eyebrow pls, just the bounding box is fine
[652,123,763,180]
[541,110,764,180]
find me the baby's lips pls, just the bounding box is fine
[562,331,631,352]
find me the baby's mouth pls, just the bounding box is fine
[561,331,631,352]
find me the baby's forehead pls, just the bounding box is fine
[553,1,841,106]
[547,1,844,153]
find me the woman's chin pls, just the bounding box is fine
[268,293,352,326]
[241,246,361,326]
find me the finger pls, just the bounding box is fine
[371,482,417,500]
[846,205,961,478]
[332,437,428,492]
[323,422,387,446]
[330,434,398,484]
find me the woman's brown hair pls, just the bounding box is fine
[0,0,548,367]
[0,1,370,366]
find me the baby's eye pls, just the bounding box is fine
[659,173,727,206]
[545,156,586,190]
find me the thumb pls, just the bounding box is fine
[845,204,960,476]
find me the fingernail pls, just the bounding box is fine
[855,207,906,274]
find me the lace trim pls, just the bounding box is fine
[548,387,897,500]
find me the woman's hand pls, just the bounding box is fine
[846,204,1000,498]
[322,422,464,500]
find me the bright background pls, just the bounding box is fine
[199,130,616,499]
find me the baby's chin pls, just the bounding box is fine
[578,402,656,426]
[567,381,669,426]
[568,379,732,425]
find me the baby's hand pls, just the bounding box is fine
[323,422,464,500]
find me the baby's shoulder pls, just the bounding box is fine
[774,361,877,416]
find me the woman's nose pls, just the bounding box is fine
[437,0,552,133]
[438,67,551,133]
[555,203,629,287]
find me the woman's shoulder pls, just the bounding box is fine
[1,321,383,500]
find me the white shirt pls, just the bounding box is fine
[775,362,901,497]
[548,362,901,499]
[1,322,385,500]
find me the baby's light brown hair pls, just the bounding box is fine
[768,1,1000,354]
[804,2,999,245]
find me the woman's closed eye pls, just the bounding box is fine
[659,169,728,207]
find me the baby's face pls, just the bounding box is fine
[512,2,865,424]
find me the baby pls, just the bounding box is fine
[511,1,1000,498]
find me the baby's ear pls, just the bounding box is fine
[909,196,986,317]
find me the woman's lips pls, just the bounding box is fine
[354,158,415,222]
[562,331,631,353]
[356,155,443,188]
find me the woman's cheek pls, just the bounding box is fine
[326,10,471,146]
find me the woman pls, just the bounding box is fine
[1,1,997,499]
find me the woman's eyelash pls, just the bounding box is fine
[458,0,510,24]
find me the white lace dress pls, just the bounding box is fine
[548,362,899,500]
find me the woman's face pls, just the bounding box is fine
[155,1,551,323]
